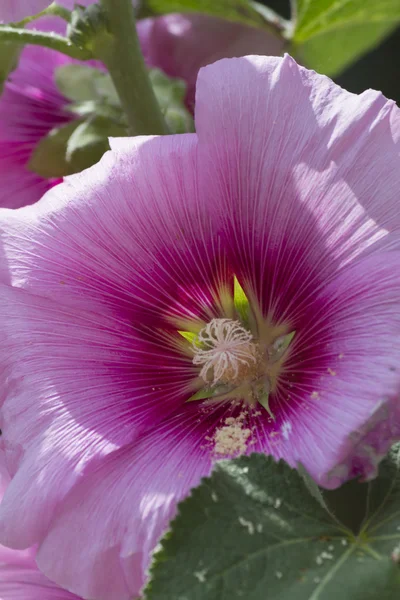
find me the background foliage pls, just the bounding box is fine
[266,0,400,105]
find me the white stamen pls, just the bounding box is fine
[192,318,257,385]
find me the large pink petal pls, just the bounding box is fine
[0,134,227,323]
[35,249,400,599]
[0,145,57,209]
[0,450,81,599]
[195,54,400,262]
[0,279,198,548]
[0,563,81,600]
[36,405,215,600]
[250,252,400,487]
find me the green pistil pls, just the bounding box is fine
[178,330,199,345]
[233,275,250,325]
[258,390,275,420]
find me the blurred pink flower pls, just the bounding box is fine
[0,55,399,600]
[0,12,283,209]
[140,13,284,110]
[0,18,75,208]
[0,0,51,21]
[0,0,92,22]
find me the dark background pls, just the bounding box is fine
[264,0,400,104]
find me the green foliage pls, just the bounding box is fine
[66,116,125,168]
[55,64,120,106]
[28,117,124,178]
[27,64,126,178]
[28,63,192,179]
[141,0,267,29]
[28,121,85,178]
[292,0,400,75]
[149,68,194,133]
[0,41,21,94]
[293,21,397,76]
[293,0,400,42]
[145,448,400,600]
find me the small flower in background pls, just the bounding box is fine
[0,0,52,22]
[140,13,285,110]
[0,11,283,209]
[0,55,399,599]
[0,0,92,23]
[0,13,126,210]
[0,17,78,208]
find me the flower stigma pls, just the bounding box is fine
[192,318,258,385]
[189,316,295,419]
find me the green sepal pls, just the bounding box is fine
[178,331,198,344]
[28,115,125,178]
[55,64,119,106]
[186,383,233,403]
[233,276,250,325]
[271,330,296,361]
[28,120,83,178]
[186,388,216,403]
[149,68,194,134]
[0,41,21,95]
[67,4,110,52]
[67,99,124,123]
[258,390,275,420]
[66,115,125,169]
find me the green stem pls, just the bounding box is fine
[250,1,293,39]
[15,3,72,26]
[98,0,168,136]
[0,26,92,60]
[44,2,72,22]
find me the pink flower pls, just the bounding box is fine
[0,453,82,600]
[0,0,92,22]
[0,0,52,21]
[0,55,399,599]
[140,13,284,110]
[0,18,75,208]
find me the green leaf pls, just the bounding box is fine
[294,0,400,41]
[0,41,21,94]
[66,115,124,171]
[149,68,194,133]
[55,64,119,105]
[28,121,83,178]
[28,116,124,178]
[141,0,267,29]
[297,463,332,513]
[146,450,400,600]
[292,0,400,75]
[258,390,275,419]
